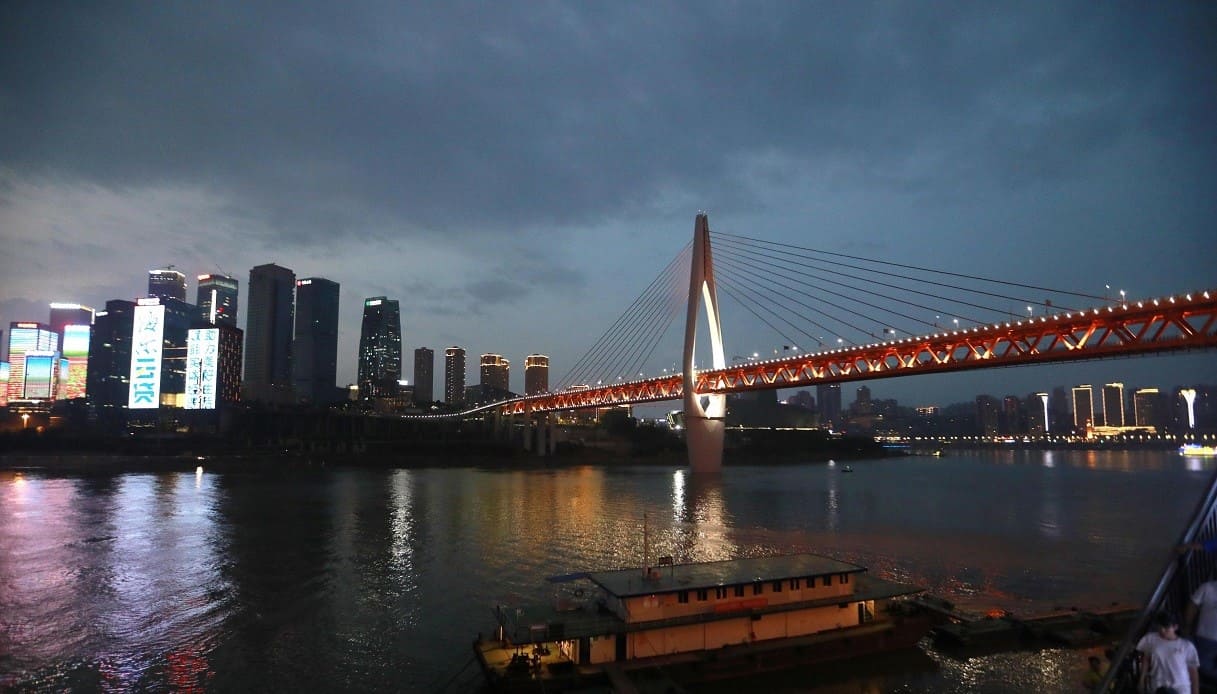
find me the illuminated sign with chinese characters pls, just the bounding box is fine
[185,328,219,409]
[128,303,165,409]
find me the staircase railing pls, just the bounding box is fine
[1099,462,1217,692]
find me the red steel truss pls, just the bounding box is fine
[500,290,1217,415]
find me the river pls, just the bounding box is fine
[1,449,1211,692]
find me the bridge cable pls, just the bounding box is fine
[714,256,873,341]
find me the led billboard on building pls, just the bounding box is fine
[23,351,56,400]
[185,328,220,409]
[128,303,165,409]
[61,324,90,399]
[0,362,9,407]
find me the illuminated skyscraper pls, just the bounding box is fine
[1102,382,1125,428]
[357,297,401,399]
[6,322,56,401]
[158,297,197,407]
[244,263,296,403]
[293,277,340,404]
[185,324,243,409]
[444,346,466,405]
[59,324,91,399]
[1134,388,1162,432]
[816,383,842,429]
[524,354,549,395]
[148,267,187,302]
[1072,385,1094,431]
[48,303,94,344]
[196,274,239,327]
[87,299,135,424]
[480,354,510,397]
[413,347,434,403]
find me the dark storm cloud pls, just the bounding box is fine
[3,2,1213,250]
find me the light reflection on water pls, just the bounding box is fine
[0,450,1212,692]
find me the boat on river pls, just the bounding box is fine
[1180,443,1217,457]
[473,553,931,692]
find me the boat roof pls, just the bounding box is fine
[587,553,865,598]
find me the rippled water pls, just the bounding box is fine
[1,450,1211,692]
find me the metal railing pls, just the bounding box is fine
[1099,463,1217,692]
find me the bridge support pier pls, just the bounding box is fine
[683,213,727,473]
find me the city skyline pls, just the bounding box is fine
[1,4,1215,404]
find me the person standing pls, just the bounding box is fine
[1137,611,1199,694]
[1185,579,1217,680]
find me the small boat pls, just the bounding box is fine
[474,553,931,691]
[1180,443,1217,457]
[841,465,853,473]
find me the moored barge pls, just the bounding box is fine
[474,553,931,691]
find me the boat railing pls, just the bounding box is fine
[1098,464,1217,692]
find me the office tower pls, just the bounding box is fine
[127,299,166,409]
[59,324,91,399]
[817,383,842,429]
[0,362,8,407]
[185,324,243,409]
[1072,385,1094,431]
[524,354,549,396]
[854,385,872,415]
[444,346,466,405]
[480,354,510,399]
[197,274,239,326]
[48,303,94,345]
[1134,388,1162,432]
[1102,382,1125,428]
[293,278,341,404]
[157,297,197,407]
[1002,395,1024,435]
[148,267,187,302]
[413,347,435,403]
[244,263,296,403]
[87,300,135,422]
[357,297,401,399]
[7,322,56,401]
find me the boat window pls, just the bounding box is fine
[823,575,833,587]
[752,582,763,596]
[771,581,782,592]
[840,573,850,584]
[790,578,800,590]
[734,585,745,598]
[696,589,708,601]
[715,587,728,599]
[678,590,689,604]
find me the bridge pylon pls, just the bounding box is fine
[683,213,727,473]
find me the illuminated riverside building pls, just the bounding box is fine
[1072,385,1095,431]
[1102,382,1125,427]
[524,354,549,395]
[444,346,466,405]
[293,277,341,404]
[1134,388,1163,432]
[156,297,197,407]
[357,297,401,399]
[197,274,239,326]
[0,362,8,407]
[59,325,91,399]
[6,322,56,401]
[48,303,93,344]
[185,324,243,409]
[87,300,135,423]
[128,299,166,410]
[22,351,59,399]
[413,347,434,403]
[245,263,296,403]
[480,353,510,401]
[148,267,187,302]
[817,383,842,429]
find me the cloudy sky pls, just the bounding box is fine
[1,2,1214,407]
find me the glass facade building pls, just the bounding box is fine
[293,277,340,405]
[357,297,401,399]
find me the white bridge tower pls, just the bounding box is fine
[682,213,727,473]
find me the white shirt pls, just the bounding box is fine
[1192,581,1217,640]
[1137,631,1199,693]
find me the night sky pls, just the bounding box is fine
[2,3,1214,408]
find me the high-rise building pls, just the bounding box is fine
[185,324,243,409]
[1072,385,1095,431]
[0,361,8,408]
[1001,395,1024,435]
[196,274,239,327]
[1028,392,1050,436]
[128,299,166,410]
[6,322,56,401]
[817,383,842,429]
[444,346,466,405]
[48,303,94,345]
[976,394,1000,436]
[480,353,510,399]
[524,354,549,395]
[357,297,401,399]
[87,299,135,424]
[413,347,435,403]
[293,277,341,404]
[1102,382,1126,428]
[1134,388,1162,432]
[148,267,187,302]
[244,263,296,403]
[59,324,91,399]
[159,297,198,407]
